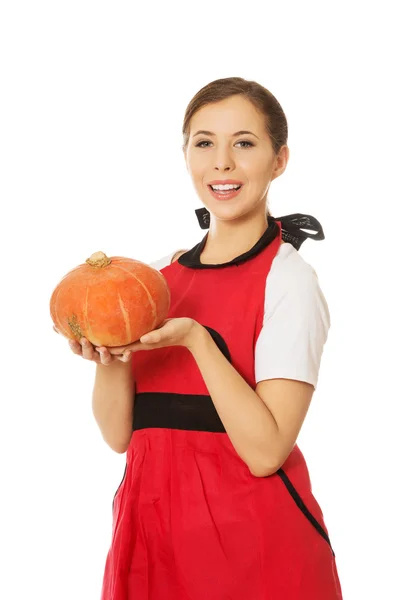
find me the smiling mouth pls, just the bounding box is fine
[207,184,244,199]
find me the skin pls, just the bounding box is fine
[183,95,289,262]
[59,95,314,474]
[66,96,288,362]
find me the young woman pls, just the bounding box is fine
[67,77,343,599]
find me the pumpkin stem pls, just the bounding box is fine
[86,252,112,268]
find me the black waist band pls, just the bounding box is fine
[132,392,226,433]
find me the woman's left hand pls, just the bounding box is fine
[100,318,200,358]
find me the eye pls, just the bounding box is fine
[195,140,254,148]
[236,140,254,148]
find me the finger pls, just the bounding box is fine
[117,351,132,363]
[99,347,132,363]
[97,347,114,365]
[140,332,160,343]
[80,337,95,360]
[107,343,140,355]
[107,345,132,354]
[68,339,82,355]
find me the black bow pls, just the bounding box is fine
[194,208,325,250]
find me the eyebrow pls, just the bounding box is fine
[193,130,259,139]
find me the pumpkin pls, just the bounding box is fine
[50,251,170,347]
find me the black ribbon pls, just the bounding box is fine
[194,208,325,250]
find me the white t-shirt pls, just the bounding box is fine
[150,243,330,390]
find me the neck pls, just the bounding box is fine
[201,212,270,264]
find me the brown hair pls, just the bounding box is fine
[182,77,289,218]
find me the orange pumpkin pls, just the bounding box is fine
[50,251,170,347]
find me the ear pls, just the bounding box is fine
[272,145,290,180]
[183,147,188,170]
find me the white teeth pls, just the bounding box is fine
[211,184,241,191]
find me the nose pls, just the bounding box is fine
[213,145,235,171]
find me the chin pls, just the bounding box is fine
[214,208,249,223]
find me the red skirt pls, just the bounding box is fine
[101,428,342,600]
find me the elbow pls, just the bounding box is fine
[104,436,131,454]
[249,464,278,478]
[248,456,285,478]
[113,444,129,454]
[248,444,294,477]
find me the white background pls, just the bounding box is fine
[1,1,399,598]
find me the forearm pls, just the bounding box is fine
[188,324,280,476]
[92,359,135,453]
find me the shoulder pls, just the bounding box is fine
[255,243,330,389]
[270,243,318,286]
[265,243,326,317]
[149,249,187,271]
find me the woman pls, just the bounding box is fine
[68,77,342,599]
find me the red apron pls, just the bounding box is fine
[101,218,342,599]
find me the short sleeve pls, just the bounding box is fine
[149,251,176,271]
[254,245,331,390]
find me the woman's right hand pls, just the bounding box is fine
[53,326,132,365]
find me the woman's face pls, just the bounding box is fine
[184,95,288,224]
